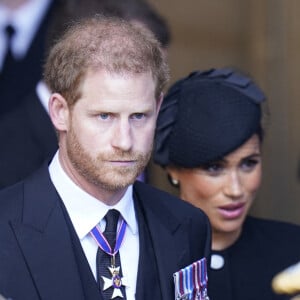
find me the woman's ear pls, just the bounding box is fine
[166,166,180,187]
[48,93,69,132]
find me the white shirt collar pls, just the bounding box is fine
[48,152,138,240]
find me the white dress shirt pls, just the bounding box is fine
[49,152,139,299]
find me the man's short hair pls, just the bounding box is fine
[44,15,169,107]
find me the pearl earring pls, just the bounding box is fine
[171,178,179,186]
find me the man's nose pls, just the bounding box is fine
[111,120,133,151]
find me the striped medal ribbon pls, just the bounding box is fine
[174,258,209,300]
[90,219,127,298]
[90,219,127,258]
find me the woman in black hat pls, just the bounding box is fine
[154,68,300,300]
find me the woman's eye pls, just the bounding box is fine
[200,162,224,176]
[241,158,259,171]
[207,164,222,172]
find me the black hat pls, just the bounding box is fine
[154,68,266,168]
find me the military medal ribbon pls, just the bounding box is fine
[90,219,127,257]
[174,258,209,300]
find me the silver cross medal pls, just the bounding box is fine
[102,254,128,299]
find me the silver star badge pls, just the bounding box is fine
[102,266,128,299]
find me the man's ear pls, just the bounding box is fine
[48,93,69,131]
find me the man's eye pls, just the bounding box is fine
[99,113,109,120]
[132,113,145,120]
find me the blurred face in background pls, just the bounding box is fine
[168,134,262,249]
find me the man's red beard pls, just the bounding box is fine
[66,127,152,191]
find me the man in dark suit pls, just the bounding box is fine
[0,0,59,115]
[0,0,171,189]
[0,16,211,300]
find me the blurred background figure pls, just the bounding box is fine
[0,0,59,115]
[0,0,171,188]
[154,67,300,300]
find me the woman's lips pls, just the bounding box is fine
[218,202,246,219]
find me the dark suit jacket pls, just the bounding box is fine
[0,164,211,300]
[0,90,57,188]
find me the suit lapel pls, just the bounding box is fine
[134,196,162,300]
[10,166,85,300]
[133,183,191,300]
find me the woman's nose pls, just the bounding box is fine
[224,171,244,199]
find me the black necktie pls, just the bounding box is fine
[96,209,127,299]
[1,24,16,74]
